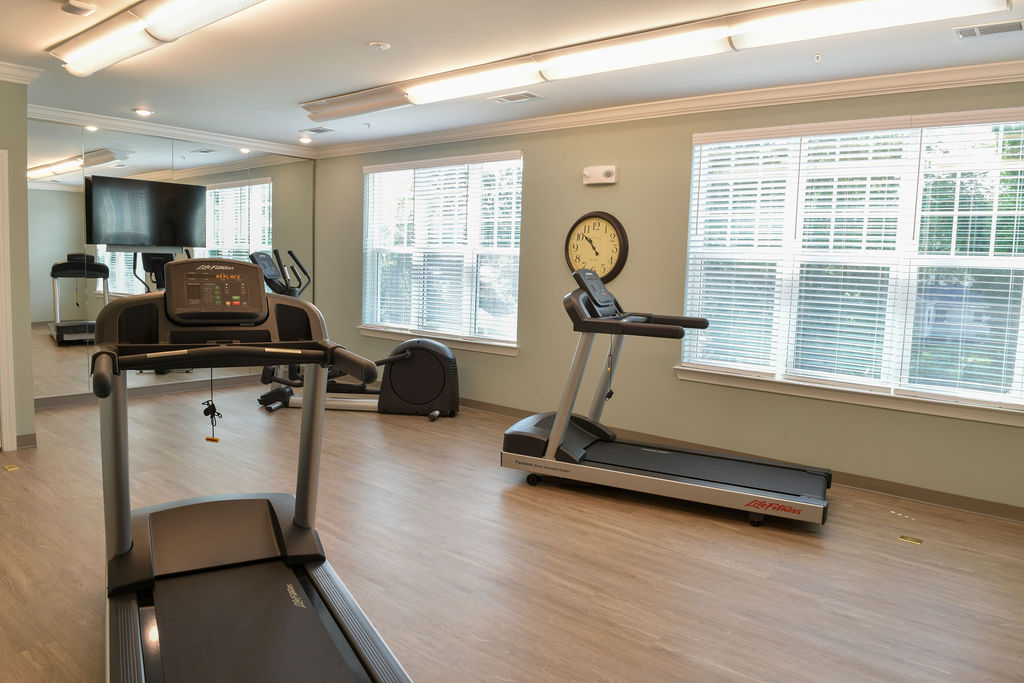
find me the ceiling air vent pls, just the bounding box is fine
[488,91,543,104]
[300,126,335,135]
[954,19,1023,39]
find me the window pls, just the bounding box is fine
[684,112,1024,410]
[193,179,273,261]
[97,178,272,293]
[362,151,523,345]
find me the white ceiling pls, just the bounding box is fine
[3,0,1023,155]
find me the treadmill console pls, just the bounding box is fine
[572,268,620,317]
[164,259,268,325]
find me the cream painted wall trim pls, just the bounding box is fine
[134,157,299,182]
[0,151,18,450]
[675,366,1024,429]
[26,105,311,159]
[363,149,524,174]
[358,324,518,356]
[692,106,1024,143]
[0,61,42,85]
[316,60,1024,158]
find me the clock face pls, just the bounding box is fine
[565,212,628,282]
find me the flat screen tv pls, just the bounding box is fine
[85,175,207,248]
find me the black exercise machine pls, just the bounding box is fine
[49,253,109,345]
[501,268,832,526]
[90,257,410,682]
[250,250,459,420]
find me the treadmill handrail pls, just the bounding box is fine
[564,291,709,338]
[91,343,378,397]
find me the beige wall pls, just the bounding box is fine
[313,82,1024,507]
[187,159,315,300]
[0,80,35,441]
[28,189,88,323]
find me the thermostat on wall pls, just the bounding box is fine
[583,165,617,185]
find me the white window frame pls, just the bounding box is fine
[360,150,523,355]
[678,107,1024,428]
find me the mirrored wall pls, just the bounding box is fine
[27,118,314,401]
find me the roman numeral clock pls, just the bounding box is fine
[564,211,629,282]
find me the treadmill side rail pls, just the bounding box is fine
[107,594,144,683]
[309,561,413,683]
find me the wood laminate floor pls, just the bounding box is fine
[2,385,1022,681]
[30,322,254,399]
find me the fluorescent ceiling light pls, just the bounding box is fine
[50,13,160,77]
[402,58,544,105]
[728,0,1009,49]
[131,0,267,42]
[47,0,269,76]
[27,148,120,180]
[301,85,412,122]
[304,0,1010,120]
[538,19,732,80]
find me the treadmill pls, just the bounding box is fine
[49,253,109,345]
[501,268,831,525]
[90,258,411,682]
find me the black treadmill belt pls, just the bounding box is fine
[584,441,829,499]
[153,561,370,682]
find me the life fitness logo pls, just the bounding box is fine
[195,264,236,271]
[745,499,803,515]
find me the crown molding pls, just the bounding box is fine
[131,153,302,181]
[27,181,82,193]
[27,105,314,159]
[0,61,43,85]
[312,59,1024,159]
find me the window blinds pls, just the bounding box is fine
[685,117,1024,408]
[195,179,273,262]
[363,153,523,343]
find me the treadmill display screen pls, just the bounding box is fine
[164,259,268,324]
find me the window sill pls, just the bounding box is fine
[674,364,1024,428]
[358,325,518,357]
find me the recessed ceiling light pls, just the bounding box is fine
[368,41,391,51]
[239,147,251,154]
[298,135,312,144]
[84,124,99,132]
[132,107,154,117]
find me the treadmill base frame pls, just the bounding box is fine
[501,450,828,524]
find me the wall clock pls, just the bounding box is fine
[564,211,628,282]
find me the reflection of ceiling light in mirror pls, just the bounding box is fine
[27,148,128,179]
[28,158,83,179]
[133,107,154,117]
[239,147,250,154]
[85,124,99,132]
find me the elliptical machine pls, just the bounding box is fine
[251,250,460,420]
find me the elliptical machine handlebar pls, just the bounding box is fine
[251,249,310,297]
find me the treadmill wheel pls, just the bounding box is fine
[526,473,541,486]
